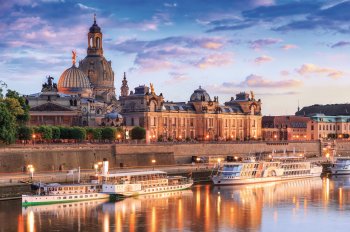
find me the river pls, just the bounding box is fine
[1,176,350,232]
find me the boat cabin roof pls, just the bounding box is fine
[103,170,166,178]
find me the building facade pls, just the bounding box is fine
[262,116,310,141]
[120,78,262,141]
[307,114,350,140]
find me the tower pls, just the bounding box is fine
[87,14,103,56]
[121,72,129,97]
[79,14,115,102]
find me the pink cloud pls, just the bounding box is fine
[222,74,302,88]
[254,55,273,64]
[281,44,298,50]
[196,53,233,69]
[296,63,344,79]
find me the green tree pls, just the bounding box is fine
[38,126,52,140]
[16,126,33,141]
[71,127,86,142]
[5,89,30,124]
[93,128,102,141]
[51,126,61,140]
[59,127,71,139]
[130,126,146,140]
[0,102,16,144]
[101,127,115,141]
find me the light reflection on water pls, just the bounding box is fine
[1,177,350,232]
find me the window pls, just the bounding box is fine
[311,125,314,130]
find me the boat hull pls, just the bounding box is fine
[109,183,193,197]
[212,174,320,186]
[22,193,110,206]
[330,169,350,175]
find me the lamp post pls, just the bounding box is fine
[151,159,156,170]
[196,157,200,170]
[32,134,36,146]
[28,164,34,181]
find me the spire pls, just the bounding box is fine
[94,13,96,24]
[121,72,129,97]
[297,99,300,112]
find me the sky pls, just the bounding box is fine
[1,0,350,115]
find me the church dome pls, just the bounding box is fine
[190,86,211,102]
[58,65,92,96]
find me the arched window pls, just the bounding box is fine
[89,37,93,48]
[96,37,100,49]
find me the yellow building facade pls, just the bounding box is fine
[120,78,262,141]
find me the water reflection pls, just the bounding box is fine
[2,177,350,232]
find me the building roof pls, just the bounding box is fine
[30,102,74,112]
[58,65,92,95]
[296,104,350,116]
[190,86,211,102]
[262,115,309,128]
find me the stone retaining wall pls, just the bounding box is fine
[0,141,321,173]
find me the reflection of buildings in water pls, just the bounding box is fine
[208,178,323,231]
[323,176,350,209]
[19,199,108,232]
[102,190,193,232]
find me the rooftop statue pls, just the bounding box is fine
[72,50,77,66]
[150,83,155,94]
[250,90,255,100]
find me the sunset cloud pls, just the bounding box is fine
[249,38,282,49]
[222,74,302,88]
[281,44,298,50]
[296,63,344,79]
[254,55,273,64]
[195,53,233,69]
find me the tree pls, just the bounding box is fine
[71,127,86,142]
[93,128,102,141]
[17,126,33,141]
[5,89,30,124]
[130,126,146,140]
[51,126,61,140]
[0,102,16,144]
[38,126,52,140]
[59,127,71,139]
[101,127,115,141]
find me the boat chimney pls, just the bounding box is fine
[102,158,109,176]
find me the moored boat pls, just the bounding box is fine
[22,183,110,206]
[330,157,350,175]
[211,157,322,185]
[101,170,193,197]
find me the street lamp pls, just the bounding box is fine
[151,159,156,170]
[32,134,36,146]
[196,157,200,170]
[28,164,34,181]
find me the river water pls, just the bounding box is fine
[1,176,350,232]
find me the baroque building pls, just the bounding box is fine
[26,16,121,127]
[120,76,262,141]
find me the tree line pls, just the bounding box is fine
[0,82,30,144]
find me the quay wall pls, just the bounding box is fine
[0,141,321,173]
